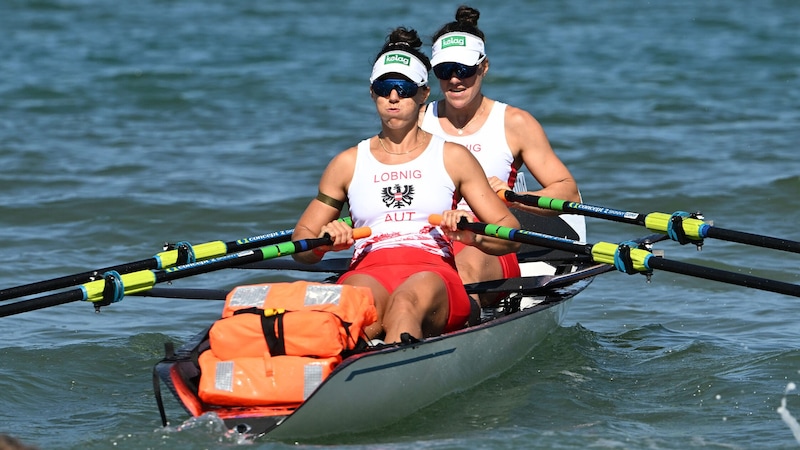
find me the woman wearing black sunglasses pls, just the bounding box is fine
[421,6,583,308]
[292,27,519,344]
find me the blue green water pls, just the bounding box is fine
[1,0,799,448]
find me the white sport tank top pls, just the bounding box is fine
[421,100,516,211]
[347,135,458,263]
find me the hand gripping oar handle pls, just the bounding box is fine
[0,227,370,318]
[498,190,800,254]
[0,217,354,302]
[429,214,800,299]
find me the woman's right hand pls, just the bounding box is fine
[318,220,356,252]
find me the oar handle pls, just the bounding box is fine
[499,190,647,226]
[429,214,588,255]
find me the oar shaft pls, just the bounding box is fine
[0,227,370,318]
[501,190,800,254]
[703,227,800,254]
[431,215,800,299]
[434,216,590,256]
[0,218,354,302]
[502,191,646,226]
[0,230,288,302]
[646,257,800,298]
[0,290,85,316]
[0,258,159,302]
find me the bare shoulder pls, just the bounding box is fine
[442,140,481,181]
[319,145,358,182]
[329,145,359,167]
[319,144,360,192]
[442,140,479,168]
[504,103,545,132]
[503,103,551,157]
[442,140,471,157]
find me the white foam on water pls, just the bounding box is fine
[777,382,800,444]
[162,412,253,445]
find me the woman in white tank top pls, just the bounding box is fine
[292,27,519,344]
[421,6,583,307]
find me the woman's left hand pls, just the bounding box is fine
[439,210,478,245]
[487,176,511,193]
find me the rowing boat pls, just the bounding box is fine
[151,212,661,439]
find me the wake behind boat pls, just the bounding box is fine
[151,212,663,439]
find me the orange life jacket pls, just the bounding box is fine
[208,307,349,360]
[197,350,340,407]
[220,281,377,345]
[198,281,376,407]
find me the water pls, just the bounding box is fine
[1,0,799,448]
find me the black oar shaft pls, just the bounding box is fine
[0,258,161,302]
[0,227,368,318]
[502,191,800,254]
[704,227,800,254]
[440,216,800,299]
[524,193,646,226]
[646,257,800,298]
[0,290,85,316]
[449,218,590,256]
[0,241,304,318]
[0,227,296,301]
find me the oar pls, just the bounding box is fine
[0,218,354,302]
[429,214,800,298]
[137,261,616,300]
[0,227,370,318]
[499,190,800,254]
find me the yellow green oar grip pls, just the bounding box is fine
[83,271,158,303]
[644,213,706,240]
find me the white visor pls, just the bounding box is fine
[431,32,486,67]
[369,50,429,86]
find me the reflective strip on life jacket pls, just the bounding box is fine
[221,281,377,344]
[197,350,341,407]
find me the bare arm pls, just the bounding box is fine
[442,142,521,256]
[501,105,580,215]
[292,147,357,264]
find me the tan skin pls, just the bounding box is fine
[293,79,520,343]
[430,58,581,307]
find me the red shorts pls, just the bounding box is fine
[337,248,471,332]
[451,241,521,279]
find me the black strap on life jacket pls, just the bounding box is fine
[233,307,287,356]
[233,307,358,356]
[261,313,286,356]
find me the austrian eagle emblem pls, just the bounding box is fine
[381,184,414,209]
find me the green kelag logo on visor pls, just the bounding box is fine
[441,36,467,48]
[384,53,411,65]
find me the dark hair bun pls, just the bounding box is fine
[388,27,423,50]
[455,5,480,27]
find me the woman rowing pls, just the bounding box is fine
[421,5,583,307]
[292,26,519,344]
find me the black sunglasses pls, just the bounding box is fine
[371,79,420,98]
[433,62,481,80]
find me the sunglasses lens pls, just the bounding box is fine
[433,63,479,80]
[371,79,419,98]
